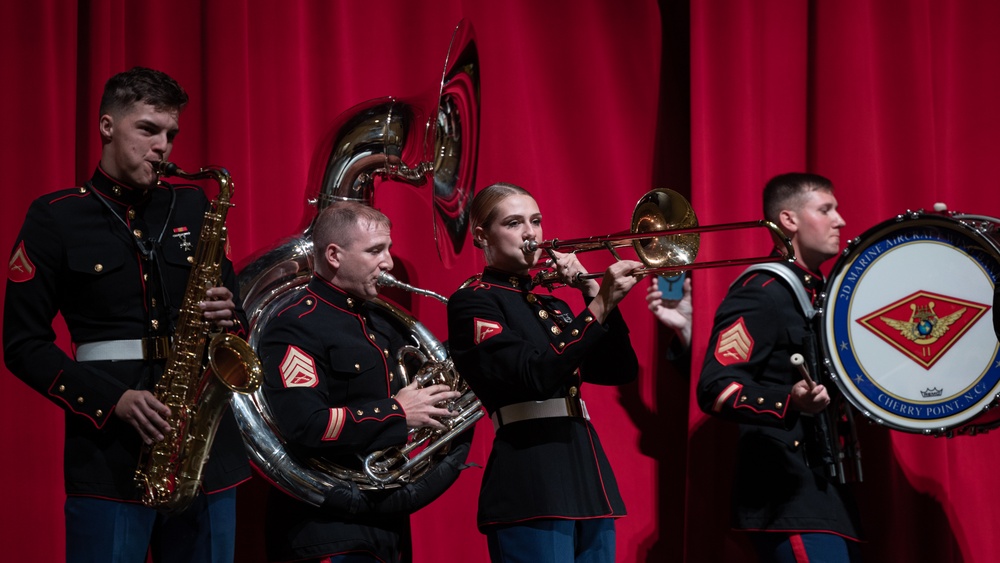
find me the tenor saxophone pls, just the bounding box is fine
[135,162,263,513]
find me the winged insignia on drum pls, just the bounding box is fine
[879,302,966,345]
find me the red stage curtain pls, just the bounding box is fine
[689,1,1000,562]
[2,2,1000,562]
[0,2,665,562]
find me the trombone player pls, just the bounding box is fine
[447,182,645,562]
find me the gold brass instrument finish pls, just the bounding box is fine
[527,188,795,286]
[135,162,263,513]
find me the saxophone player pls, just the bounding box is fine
[257,201,473,563]
[4,67,250,563]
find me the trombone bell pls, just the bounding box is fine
[631,189,699,270]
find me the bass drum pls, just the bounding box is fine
[821,211,1000,437]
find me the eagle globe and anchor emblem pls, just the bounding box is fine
[857,290,987,370]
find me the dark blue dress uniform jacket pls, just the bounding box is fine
[3,167,251,501]
[447,267,638,530]
[259,275,471,563]
[697,260,861,540]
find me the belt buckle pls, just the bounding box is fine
[565,396,582,418]
[143,337,171,360]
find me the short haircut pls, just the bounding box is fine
[313,201,392,261]
[469,182,534,248]
[762,172,834,224]
[99,66,189,118]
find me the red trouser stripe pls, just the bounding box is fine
[789,533,810,563]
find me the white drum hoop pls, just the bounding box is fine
[821,212,1000,436]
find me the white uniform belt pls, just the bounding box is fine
[75,337,171,362]
[491,397,589,430]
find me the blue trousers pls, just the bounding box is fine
[750,532,862,563]
[65,488,237,563]
[485,518,616,563]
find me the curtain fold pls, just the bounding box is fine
[3,1,1000,562]
[690,1,1000,562]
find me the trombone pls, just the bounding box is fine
[526,188,794,286]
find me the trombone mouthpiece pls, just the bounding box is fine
[522,240,539,253]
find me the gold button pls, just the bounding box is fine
[112,186,121,195]
[584,316,593,323]
[187,256,194,264]
[354,363,361,371]
[76,397,84,404]
[793,440,800,448]
[58,385,65,392]
[568,386,578,397]
[740,395,748,403]
[775,402,783,409]
[571,329,579,336]
[539,310,549,319]
[127,209,136,220]
[347,298,355,308]
[558,342,566,349]
[305,299,313,306]
[383,349,389,356]
[526,294,537,303]
[550,326,562,335]
[94,264,103,273]
[756,397,764,405]
[374,407,381,413]
[804,275,812,284]
[143,273,149,281]
[151,298,157,308]
[392,404,399,410]
[133,229,143,239]
[356,409,363,416]
[151,319,159,330]
[509,277,519,286]
[78,187,87,194]
[95,410,103,417]
[369,333,375,340]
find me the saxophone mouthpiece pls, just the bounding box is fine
[156,161,179,177]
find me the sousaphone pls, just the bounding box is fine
[233,20,480,512]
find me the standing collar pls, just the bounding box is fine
[308,274,373,312]
[782,259,826,292]
[88,166,163,207]
[481,267,535,291]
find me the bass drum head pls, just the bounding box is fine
[822,214,1000,435]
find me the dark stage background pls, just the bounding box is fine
[3,1,1000,561]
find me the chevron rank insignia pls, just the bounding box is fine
[474,318,502,344]
[280,345,318,387]
[8,241,35,283]
[715,317,754,366]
